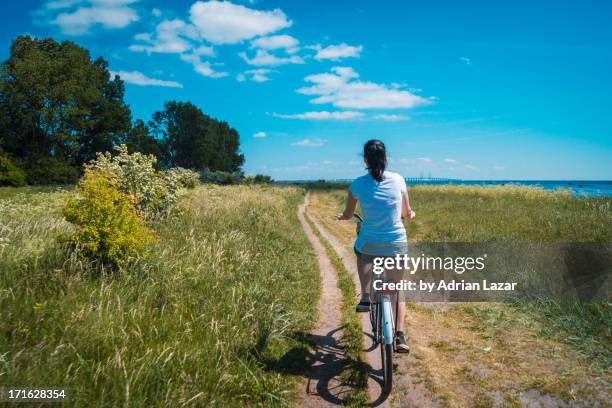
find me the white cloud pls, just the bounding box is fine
[297,66,431,109]
[193,62,228,78]
[251,34,299,53]
[110,70,183,87]
[180,54,228,78]
[276,111,409,121]
[239,49,304,66]
[372,114,409,121]
[464,164,478,170]
[179,45,227,78]
[416,157,434,164]
[130,19,200,54]
[444,158,458,164]
[309,43,362,60]
[239,68,274,82]
[44,0,82,10]
[291,138,327,147]
[492,165,505,171]
[189,0,291,44]
[460,56,471,65]
[253,131,267,138]
[90,0,138,4]
[192,44,215,57]
[129,19,224,78]
[151,8,161,17]
[50,1,139,35]
[272,111,364,120]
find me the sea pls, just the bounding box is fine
[408,179,612,197]
[322,179,612,197]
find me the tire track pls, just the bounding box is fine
[296,193,355,406]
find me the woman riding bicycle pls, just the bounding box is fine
[336,139,415,353]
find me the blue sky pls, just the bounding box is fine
[2,0,611,180]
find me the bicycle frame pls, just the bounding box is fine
[371,284,397,345]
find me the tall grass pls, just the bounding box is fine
[0,185,319,406]
[406,185,611,242]
[405,186,612,369]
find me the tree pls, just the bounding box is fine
[0,36,131,181]
[150,101,244,172]
[120,119,164,162]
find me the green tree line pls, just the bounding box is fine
[0,36,244,186]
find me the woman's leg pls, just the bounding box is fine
[393,300,410,352]
[356,254,372,301]
[393,301,406,332]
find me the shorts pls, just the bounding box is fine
[354,246,409,300]
[353,246,408,262]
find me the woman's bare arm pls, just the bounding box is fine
[401,189,416,220]
[336,191,358,220]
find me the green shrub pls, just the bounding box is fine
[199,170,243,185]
[254,174,272,184]
[0,153,26,187]
[87,145,180,218]
[26,156,79,185]
[62,169,155,267]
[243,174,273,185]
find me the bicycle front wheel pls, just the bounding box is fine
[381,342,393,394]
[379,299,394,394]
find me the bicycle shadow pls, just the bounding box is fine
[262,327,396,407]
[263,327,366,406]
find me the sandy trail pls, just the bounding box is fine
[306,208,442,408]
[296,193,356,406]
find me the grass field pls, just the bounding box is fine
[0,185,319,407]
[1,183,610,406]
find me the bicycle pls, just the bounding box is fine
[353,214,398,394]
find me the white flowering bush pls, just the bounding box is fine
[165,167,199,189]
[86,145,196,218]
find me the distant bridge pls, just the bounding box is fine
[405,177,462,184]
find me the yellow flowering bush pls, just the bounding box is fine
[62,169,155,267]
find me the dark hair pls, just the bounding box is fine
[364,139,387,182]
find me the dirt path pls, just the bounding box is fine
[296,193,356,406]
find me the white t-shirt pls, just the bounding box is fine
[349,171,408,255]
